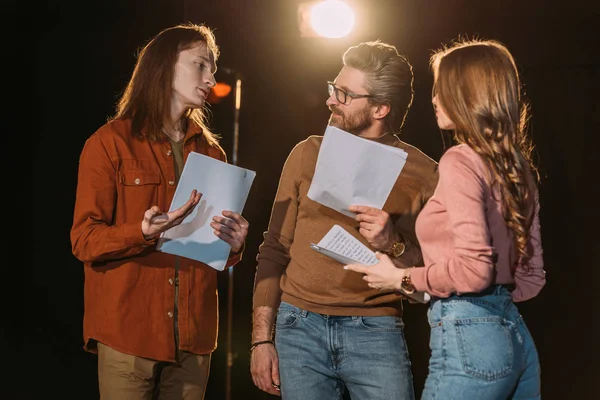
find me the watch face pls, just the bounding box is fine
[401,275,415,294]
[392,241,406,257]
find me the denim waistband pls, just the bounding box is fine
[466,283,514,297]
[432,284,515,302]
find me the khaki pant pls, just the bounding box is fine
[97,342,211,400]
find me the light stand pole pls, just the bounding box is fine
[225,75,242,400]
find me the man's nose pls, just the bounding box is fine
[326,92,339,107]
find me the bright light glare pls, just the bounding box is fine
[310,0,355,38]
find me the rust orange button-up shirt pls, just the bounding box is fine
[70,118,242,362]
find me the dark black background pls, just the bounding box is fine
[23,0,599,398]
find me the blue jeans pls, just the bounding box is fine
[421,286,541,400]
[275,301,415,400]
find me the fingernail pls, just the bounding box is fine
[343,266,348,270]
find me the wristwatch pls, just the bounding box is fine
[387,238,406,258]
[400,269,416,295]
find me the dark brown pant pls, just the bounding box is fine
[97,342,211,400]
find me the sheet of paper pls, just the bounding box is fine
[311,224,430,303]
[157,151,256,271]
[307,125,408,218]
[312,224,378,265]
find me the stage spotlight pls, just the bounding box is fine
[207,82,232,104]
[297,0,356,39]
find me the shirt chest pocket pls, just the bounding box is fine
[119,169,162,208]
[120,170,161,186]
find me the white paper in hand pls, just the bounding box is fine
[157,152,256,270]
[310,224,378,265]
[310,224,430,303]
[307,126,408,218]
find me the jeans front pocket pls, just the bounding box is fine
[358,315,404,332]
[275,302,301,330]
[454,317,513,381]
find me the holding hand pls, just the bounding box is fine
[349,205,397,252]
[344,252,408,291]
[211,210,249,254]
[142,189,202,240]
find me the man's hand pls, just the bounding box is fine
[211,211,249,253]
[251,306,280,395]
[349,205,396,252]
[141,189,202,240]
[250,343,281,396]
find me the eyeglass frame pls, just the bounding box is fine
[327,81,375,105]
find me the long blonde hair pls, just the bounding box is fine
[431,38,538,262]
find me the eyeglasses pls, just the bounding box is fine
[327,81,374,105]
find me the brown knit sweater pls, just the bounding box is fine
[253,133,439,317]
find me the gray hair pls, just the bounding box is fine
[343,40,414,134]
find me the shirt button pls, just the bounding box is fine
[168,180,175,186]
[167,311,174,318]
[168,278,174,285]
[166,150,172,156]
[134,178,141,185]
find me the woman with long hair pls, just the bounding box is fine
[345,38,546,399]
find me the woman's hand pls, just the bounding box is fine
[344,252,407,291]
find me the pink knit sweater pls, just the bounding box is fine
[410,144,546,302]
